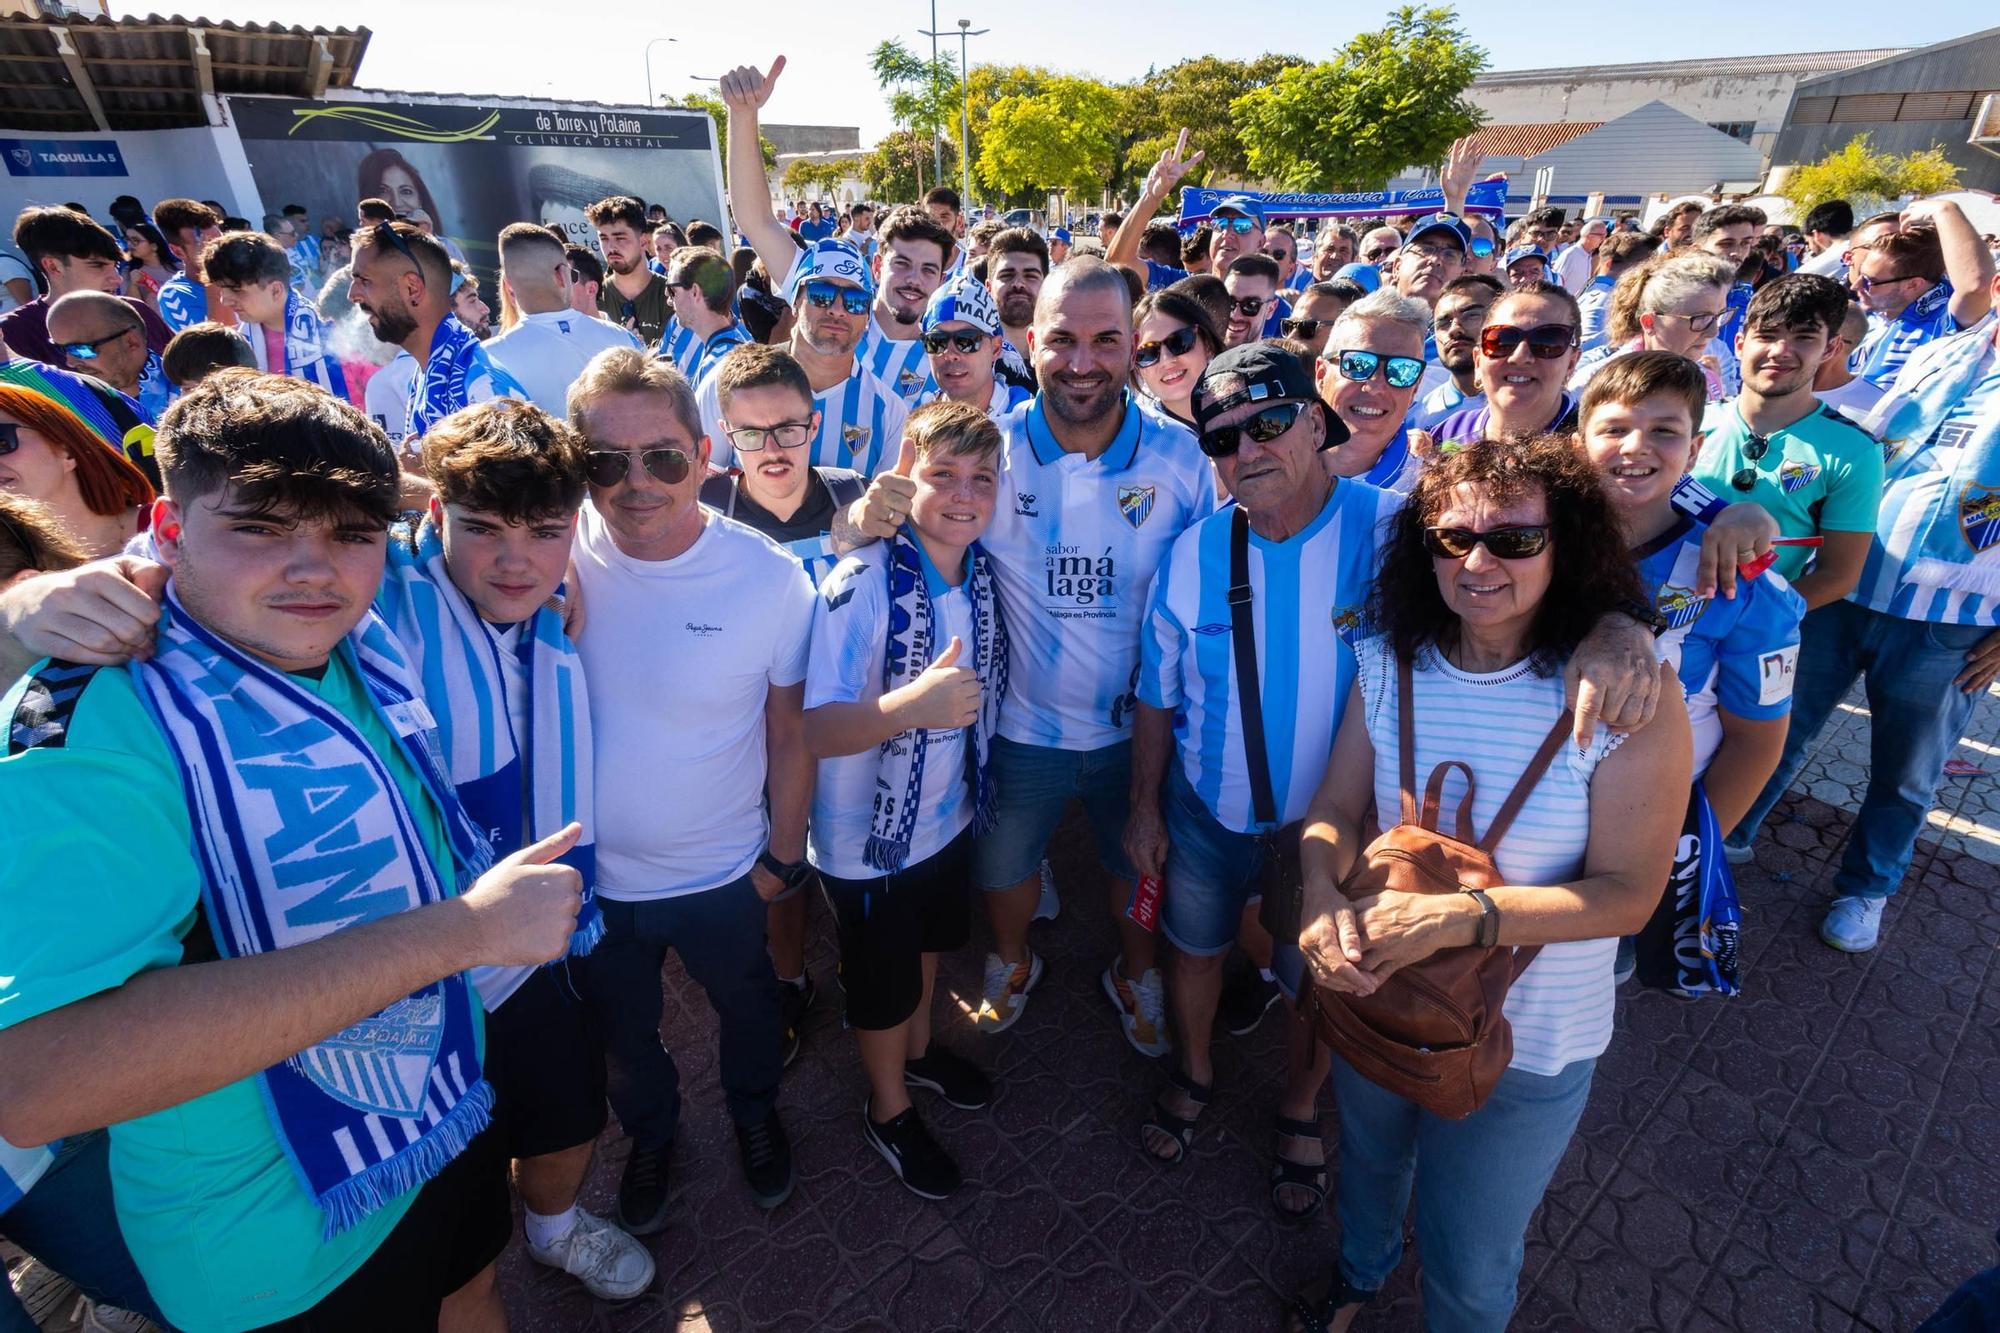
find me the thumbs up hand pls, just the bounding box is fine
[890,635,983,731]
[845,432,921,542]
[457,823,584,966]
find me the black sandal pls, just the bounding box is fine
[1139,1065,1212,1164]
[1285,1273,1377,1333]
[1270,1114,1329,1219]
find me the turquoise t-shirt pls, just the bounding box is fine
[0,652,464,1333]
[1692,399,1886,582]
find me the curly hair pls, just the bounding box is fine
[1367,434,1645,676]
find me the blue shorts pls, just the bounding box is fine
[1160,761,1270,955]
[971,735,1138,889]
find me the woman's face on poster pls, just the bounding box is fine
[380,164,423,216]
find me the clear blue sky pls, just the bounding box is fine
[150,1,1995,143]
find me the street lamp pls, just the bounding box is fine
[954,20,988,211]
[643,37,677,107]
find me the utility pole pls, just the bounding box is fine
[955,21,987,211]
[928,0,942,182]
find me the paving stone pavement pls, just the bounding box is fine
[503,682,2000,1331]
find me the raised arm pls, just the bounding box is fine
[719,56,800,285]
[1105,129,1205,271]
[1903,198,1996,328]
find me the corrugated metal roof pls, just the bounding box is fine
[1475,48,1908,87]
[0,12,370,131]
[1466,121,1603,158]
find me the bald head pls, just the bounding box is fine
[46,290,148,392]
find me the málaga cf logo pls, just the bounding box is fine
[1961,484,2000,553]
[1656,585,1709,630]
[1117,485,1156,529]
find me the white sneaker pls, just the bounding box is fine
[973,950,1043,1032]
[82,1305,160,1333]
[9,1259,81,1328]
[527,1207,657,1301]
[1102,960,1172,1058]
[1034,859,1060,922]
[1820,895,1885,953]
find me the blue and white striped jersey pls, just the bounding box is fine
[984,393,1217,750]
[1139,480,1400,832]
[695,358,910,478]
[856,321,934,403]
[1633,515,1804,775]
[1857,279,1967,389]
[657,317,752,385]
[918,377,1033,421]
[1407,380,1477,433]
[154,271,208,332]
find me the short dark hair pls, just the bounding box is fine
[667,247,735,316]
[687,220,724,249]
[988,226,1049,274]
[715,343,813,416]
[1101,211,1125,230]
[1139,221,1182,267]
[162,322,255,388]
[361,221,451,292]
[584,195,648,231]
[878,206,956,269]
[155,369,400,528]
[201,231,292,288]
[564,244,605,288]
[13,207,121,267]
[1226,253,1281,284]
[1693,204,1766,239]
[1802,200,1853,238]
[357,198,397,225]
[153,197,221,240]
[1524,206,1565,229]
[1440,273,1505,303]
[1166,273,1231,332]
[422,399,588,525]
[1490,279,1582,331]
[1370,434,1645,675]
[1600,231,1661,271]
[1579,349,1707,433]
[1743,272,1852,339]
[922,186,961,214]
[652,220,688,250]
[1181,227,1211,266]
[1310,277,1370,305]
[283,204,308,219]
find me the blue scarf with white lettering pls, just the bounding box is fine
[866,532,1007,871]
[131,589,494,1237]
[1870,324,2000,599]
[281,286,349,400]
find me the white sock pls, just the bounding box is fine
[524,1204,579,1250]
[1259,968,1277,983]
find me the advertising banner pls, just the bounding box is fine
[2,138,129,178]
[225,96,726,273]
[1177,177,1508,225]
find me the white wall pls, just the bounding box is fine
[0,122,257,233]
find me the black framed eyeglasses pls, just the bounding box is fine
[1135,325,1202,367]
[801,279,871,315]
[1730,432,1772,492]
[1422,525,1551,560]
[1198,401,1306,458]
[922,330,985,355]
[724,421,814,452]
[584,447,691,488]
[1278,317,1321,340]
[0,421,21,456]
[1336,349,1425,390]
[57,329,133,361]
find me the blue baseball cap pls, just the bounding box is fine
[1212,195,1266,228]
[1332,262,1381,293]
[1503,245,1550,270]
[1406,213,1470,253]
[1050,226,1072,245]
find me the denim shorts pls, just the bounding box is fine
[1160,761,1271,955]
[970,735,1138,889]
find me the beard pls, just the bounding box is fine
[999,292,1035,327]
[1043,369,1122,426]
[367,303,418,345]
[607,252,642,277]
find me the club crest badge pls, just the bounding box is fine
[1117,485,1156,529]
[1960,483,2000,553]
[1778,459,1820,494]
[1655,585,1710,631]
[302,992,445,1116]
[841,423,871,453]
[1331,604,1363,644]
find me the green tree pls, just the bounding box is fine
[870,39,961,162]
[1781,134,1962,217]
[862,129,958,203]
[678,91,775,169]
[977,78,1122,208]
[1232,6,1485,190]
[1117,54,1306,194]
[781,157,854,199]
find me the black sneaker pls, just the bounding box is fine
[1219,966,1281,1036]
[734,1110,795,1209]
[904,1047,993,1110]
[616,1141,673,1236]
[862,1100,963,1199]
[780,975,817,1068]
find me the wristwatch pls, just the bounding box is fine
[758,851,814,893]
[1462,888,1500,949]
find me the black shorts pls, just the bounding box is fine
[485,961,608,1160]
[819,831,973,1030]
[259,1123,510,1331]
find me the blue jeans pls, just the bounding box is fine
[0,1131,169,1332]
[579,876,782,1147]
[970,736,1137,889]
[1330,1055,1596,1333]
[1728,599,1983,901]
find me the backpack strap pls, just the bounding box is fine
[1478,707,1576,853]
[1397,652,1419,828]
[1420,760,1480,842]
[1229,506,1279,829]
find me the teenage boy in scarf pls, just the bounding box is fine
[0,372,583,1331]
[803,401,1009,1200]
[200,230,351,403]
[0,394,653,1302]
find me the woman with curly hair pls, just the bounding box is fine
[1287,434,1690,1333]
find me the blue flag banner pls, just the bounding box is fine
[1177,177,1508,224]
[1,138,128,177]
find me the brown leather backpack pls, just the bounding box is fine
[1305,654,1574,1119]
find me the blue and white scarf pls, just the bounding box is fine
[376,522,601,959]
[279,286,349,401]
[130,589,495,1236]
[866,532,1007,872]
[405,316,526,442]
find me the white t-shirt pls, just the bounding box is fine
[696,356,910,478]
[1798,245,1846,278]
[0,251,32,315]
[366,352,418,443]
[571,503,815,899]
[1552,243,1593,295]
[805,551,977,878]
[1818,373,1886,426]
[485,309,641,419]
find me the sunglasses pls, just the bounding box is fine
[58,329,132,361]
[369,221,421,270]
[1469,237,1496,259]
[922,329,986,355]
[1422,525,1551,560]
[724,421,813,452]
[585,447,690,488]
[1361,246,1396,262]
[1212,216,1258,234]
[1479,323,1578,359]
[1278,318,1321,340]
[1336,349,1425,390]
[1135,325,1203,367]
[1857,271,1920,294]
[801,279,871,314]
[1230,295,1271,318]
[1198,401,1305,459]
[1730,431,1772,492]
[0,421,20,456]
